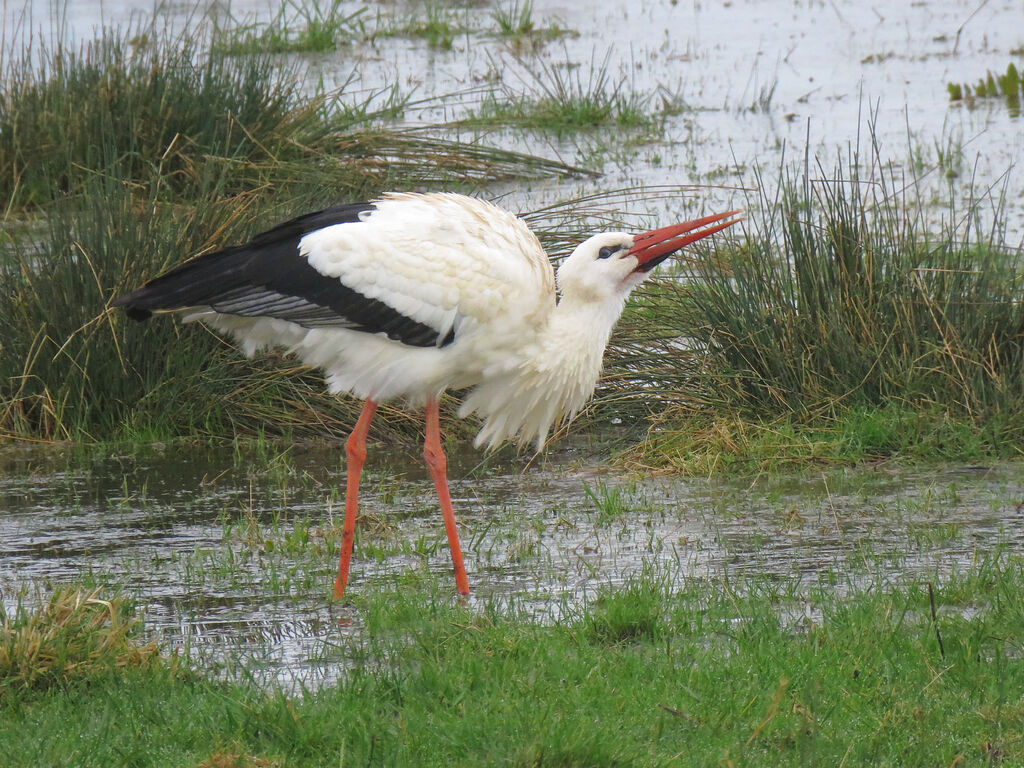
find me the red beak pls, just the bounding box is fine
[629,210,742,272]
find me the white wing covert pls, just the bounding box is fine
[300,193,556,346]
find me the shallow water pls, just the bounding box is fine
[1,443,1021,689]
[4,0,1023,238]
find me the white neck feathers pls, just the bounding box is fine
[458,294,627,451]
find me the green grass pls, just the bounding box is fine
[3,554,1022,766]
[492,0,537,37]
[0,20,571,214]
[211,0,365,54]
[701,165,1021,417]
[368,1,569,51]
[0,30,302,210]
[465,55,656,134]
[489,0,571,48]
[208,0,572,55]
[604,138,1024,469]
[621,403,1023,475]
[948,61,1023,116]
[582,479,633,524]
[370,3,471,50]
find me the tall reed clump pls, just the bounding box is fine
[0,22,572,442]
[607,143,1024,457]
[0,33,301,210]
[0,24,570,212]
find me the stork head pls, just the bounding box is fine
[556,210,742,304]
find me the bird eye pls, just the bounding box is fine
[597,246,618,260]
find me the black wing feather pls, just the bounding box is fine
[113,201,454,348]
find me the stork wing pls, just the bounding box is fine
[299,192,555,342]
[114,193,555,349]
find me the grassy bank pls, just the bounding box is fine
[2,554,1021,767]
[618,404,1022,476]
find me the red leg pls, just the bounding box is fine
[334,399,378,599]
[424,398,470,596]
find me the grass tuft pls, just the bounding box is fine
[580,573,668,644]
[465,54,654,134]
[693,161,1023,416]
[948,61,1023,116]
[607,133,1024,468]
[492,1,536,37]
[371,3,470,50]
[211,0,365,54]
[0,29,303,211]
[0,588,161,693]
[582,479,632,524]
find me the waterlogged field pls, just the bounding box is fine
[2,445,1023,765]
[2,443,1021,691]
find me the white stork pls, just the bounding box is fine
[114,192,740,597]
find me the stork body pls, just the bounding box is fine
[115,192,739,597]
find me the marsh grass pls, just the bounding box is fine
[370,3,471,50]
[0,588,161,693]
[619,402,1020,475]
[0,22,571,213]
[696,161,1023,415]
[465,54,654,134]
[0,30,303,211]
[489,0,571,50]
[606,137,1024,468]
[579,571,668,643]
[210,0,365,55]
[582,479,632,524]
[3,555,1022,766]
[948,62,1022,116]
[492,0,536,37]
